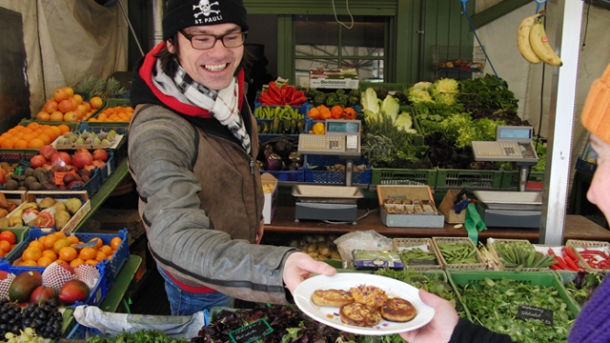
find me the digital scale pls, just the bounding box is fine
[471,126,542,228]
[293,120,363,224]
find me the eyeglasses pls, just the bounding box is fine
[180,30,247,50]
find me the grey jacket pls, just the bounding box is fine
[128,104,296,304]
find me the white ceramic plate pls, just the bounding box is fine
[294,273,435,335]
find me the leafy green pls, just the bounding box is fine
[394,112,415,132]
[430,78,459,105]
[361,88,381,113]
[381,95,400,121]
[87,329,188,343]
[459,278,575,343]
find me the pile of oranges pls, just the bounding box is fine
[88,105,134,123]
[0,230,17,258]
[0,122,71,149]
[35,87,103,122]
[17,231,123,268]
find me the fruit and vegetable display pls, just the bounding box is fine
[86,329,188,343]
[306,88,360,108]
[256,137,302,172]
[73,76,128,100]
[0,195,19,225]
[564,271,606,306]
[35,86,101,122]
[256,116,305,135]
[0,122,71,150]
[257,82,306,106]
[288,234,341,261]
[0,298,64,339]
[87,105,134,123]
[307,105,357,120]
[55,130,120,149]
[437,242,480,265]
[0,230,18,258]
[2,196,83,230]
[491,241,557,270]
[458,277,575,342]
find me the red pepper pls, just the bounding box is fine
[563,254,581,271]
[563,246,579,261]
[549,249,570,270]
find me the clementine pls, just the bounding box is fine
[53,88,69,102]
[110,237,123,250]
[22,246,43,262]
[59,246,78,262]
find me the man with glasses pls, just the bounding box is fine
[128,0,335,315]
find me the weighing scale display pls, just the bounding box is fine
[327,121,360,133]
[496,126,533,141]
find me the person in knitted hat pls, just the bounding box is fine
[128,0,335,316]
[400,63,610,343]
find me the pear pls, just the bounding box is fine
[54,202,67,212]
[65,198,82,215]
[38,197,57,209]
[54,210,71,230]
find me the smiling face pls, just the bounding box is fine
[586,133,610,220]
[167,23,244,91]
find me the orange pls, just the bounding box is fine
[100,245,113,256]
[85,259,98,266]
[59,246,78,262]
[50,126,61,137]
[58,99,75,113]
[53,231,67,239]
[90,96,103,109]
[0,140,14,149]
[95,251,107,262]
[66,235,80,245]
[53,88,69,102]
[37,134,52,145]
[36,111,50,121]
[63,111,78,122]
[53,238,71,253]
[14,140,29,149]
[64,87,75,97]
[55,259,67,264]
[0,250,5,258]
[20,260,38,267]
[28,138,45,149]
[73,94,83,104]
[58,124,70,134]
[110,237,123,250]
[28,240,45,250]
[42,234,58,249]
[0,240,11,253]
[42,249,58,260]
[44,100,59,114]
[22,246,43,262]
[50,111,64,121]
[79,247,97,260]
[37,256,54,267]
[69,258,85,268]
[0,231,16,244]
[89,237,103,249]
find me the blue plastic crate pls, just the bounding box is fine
[5,228,129,292]
[304,154,371,185]
[0,259,107,306]
[259,168,304,182]
[99,150,116,184]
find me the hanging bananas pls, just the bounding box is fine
[529,18,563,66]
[516,12,562,67]
[516,12,543,64]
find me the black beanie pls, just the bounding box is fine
[162,0,249,41]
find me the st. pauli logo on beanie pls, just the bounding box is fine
[162,0,249,41]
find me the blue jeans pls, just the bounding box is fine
[157,265,234,316]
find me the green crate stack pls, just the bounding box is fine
[436,169,503,189]
[370,167,437,187]
[500,170,545,189]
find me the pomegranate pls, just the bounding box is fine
[92,149,108,162]
[30,155,47,169]
[39,145,58,160]
[73,149,93,169]
[50,152,72,167]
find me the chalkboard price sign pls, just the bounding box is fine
[516,305,553,326]
[229,319,273,343]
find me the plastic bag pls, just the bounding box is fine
[333,230,393,264]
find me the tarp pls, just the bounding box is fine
[0,0,128,117]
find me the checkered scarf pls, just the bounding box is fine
[152,59,251,153]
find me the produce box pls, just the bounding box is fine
[7,228,129,294]
[21,191,91,233]
[0,259,108,306]
[84,98,132,128]
[533,243,589,272]
[304,154,371,186]
[500,170,545,190]
[487,238,551,272]
[377,185,444,228]
[392,238,443,270]
[261,173,278,225]
[432,237,486,270]
[0,226,30,262]
[370,167,437,187]
[436,169,503,189]
[556,269,607,311]
[447,270,580,342]
[565,239,610,272]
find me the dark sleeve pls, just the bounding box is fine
[449,319,515,343]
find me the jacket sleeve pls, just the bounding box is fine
[128,106,296,304]
[449,319,516,343]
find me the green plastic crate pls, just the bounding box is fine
[555,269,607,311]
[448,270,581,324]
[500,170,545,189]
[370,168,437,186]
[0,226,30,261]
[436,169,503,189]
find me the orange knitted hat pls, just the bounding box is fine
[582,63,610,145]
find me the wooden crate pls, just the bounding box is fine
[487,238,550,272]
[432,237,486,270]
[566,239,610,272]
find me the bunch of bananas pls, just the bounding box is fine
[254,105,304,120]
[517,11,562,67]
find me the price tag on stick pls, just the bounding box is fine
[516,304,553,326]
[229,319,273,343]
